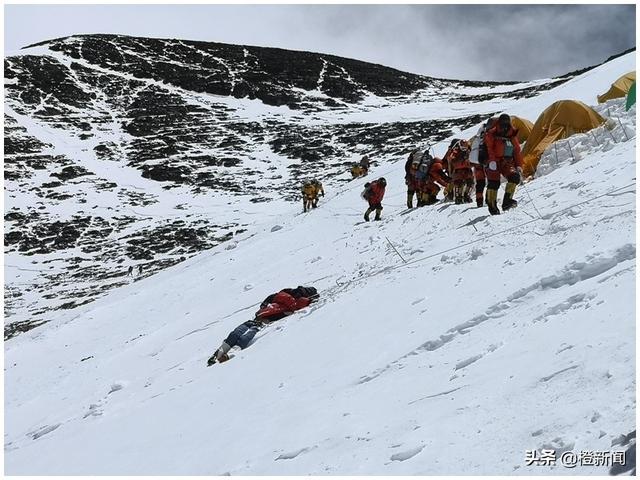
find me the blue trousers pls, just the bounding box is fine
[224,320,262,349]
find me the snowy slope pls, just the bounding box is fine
[4,51,636,474]
[4,35,613,337]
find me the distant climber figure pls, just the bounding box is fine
[362,177,386,221]
[310,179,325,208]
[127,265,134,276]
[301,180,322,212]
[351,155,370,178]
[138,264,143,275]
[484,113,523,215]
[301,181,314,212]
[207,286,319,365]
[445,139,474,204]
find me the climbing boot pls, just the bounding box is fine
[207,343,231,366]
[486,188,500,215]
[476,197,484,208]
[208,352,230,366]
[502,196,518,211]
[374,208,382,221]
[424,193,438,206]
[502,182,518,211]
[364,208,372,222]
[407,192,414,209]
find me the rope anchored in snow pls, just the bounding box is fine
[385,236,408,264]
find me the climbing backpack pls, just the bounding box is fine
[302,182,316,197]
[419,151,437,180]
[361,182,372,200]
[409,151,424,176]
[475,119,496,166]
[291,285,318,299]
[415,154,432,181]
[409,149,431,180]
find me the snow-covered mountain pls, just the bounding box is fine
[4,36,636,475]
[5,34,617,339]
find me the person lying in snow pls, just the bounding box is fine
[207,286,319,365]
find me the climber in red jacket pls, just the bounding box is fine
[447,139,474,204]
[484,113,523,215]
[362,177,387,221]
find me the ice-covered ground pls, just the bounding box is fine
[4,52,636,475]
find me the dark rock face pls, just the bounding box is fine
[4,34,581,338]
[31,34,462,107]
[51,166,92,181]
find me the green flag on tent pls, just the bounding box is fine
[625,81,636,111]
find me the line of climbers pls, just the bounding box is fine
[298,113,522,220]
[404,113,523,215]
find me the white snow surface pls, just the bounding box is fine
[4,52,636,475]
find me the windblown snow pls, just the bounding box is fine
[3,44,636,475]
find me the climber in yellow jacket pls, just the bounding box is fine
[301,179,325,212]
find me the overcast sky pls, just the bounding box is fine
[4,4,636,81]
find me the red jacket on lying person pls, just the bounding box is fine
[255,286,317,322]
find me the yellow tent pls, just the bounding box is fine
[598,71,636,103]
[522,100,605,177]
[510,115,534,144]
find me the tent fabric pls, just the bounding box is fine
[598,71,636,103]
[625,81,636,111]
[522,100,605,177]
[510,115,534,144]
